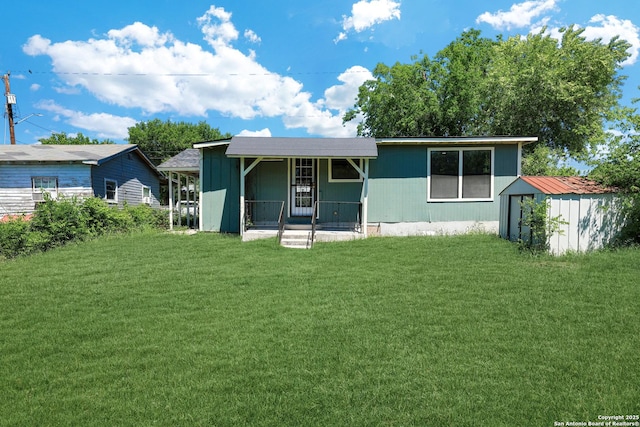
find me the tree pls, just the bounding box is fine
[521,145,580,176]
[589,104,640,244]
[39,132,114,145]
[345,27,631,160]
[127,119,231,165]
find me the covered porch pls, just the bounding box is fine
[225,136,378,247]
[157,149,200,230]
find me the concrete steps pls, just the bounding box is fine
[280,227,313,249]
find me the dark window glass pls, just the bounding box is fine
[331,159,361,180]
[430,151,459,199]
[462,150,491,198]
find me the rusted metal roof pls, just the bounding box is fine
[520,176,615,195]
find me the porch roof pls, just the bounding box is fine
[157,148,200,175]
[224,136,378,159]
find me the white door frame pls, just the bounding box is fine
[290,158,316,216]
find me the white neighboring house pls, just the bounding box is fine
[0,144,163,218]
[499,176,624,255]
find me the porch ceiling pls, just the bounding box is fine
[225,136,378,158]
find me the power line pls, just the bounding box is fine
[15,69,372,78]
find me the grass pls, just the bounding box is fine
[0,232,638,426]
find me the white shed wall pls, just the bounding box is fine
[547,194,623,255]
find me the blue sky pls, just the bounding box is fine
[2,0,639,144]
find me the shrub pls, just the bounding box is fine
[30,195,90,249]
[0,217,31,259]
[124,204,169,230]
[518,197,567,253]
[0,196,168,259]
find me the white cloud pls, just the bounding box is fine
[323,66,371,111]
[336,0,401,43]
[244,29,261,44]
[477,2,640,66]
[108,21,173,47]
[237,128,271,137]
[476,0,558,31]
[197,5,239,47]
[283,66,373,137]
[30,83,41,91]
[581,15,640,66]
[23,6,373,138]
[35,100,137,139]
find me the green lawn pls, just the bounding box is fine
[0,233,638,426]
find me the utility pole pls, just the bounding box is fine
[3,72,16,145]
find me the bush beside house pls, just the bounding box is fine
[0,195,167,259]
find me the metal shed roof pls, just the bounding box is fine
[520,176,615,195]
[224,136,378,158]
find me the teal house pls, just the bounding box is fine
[192,136,536,245]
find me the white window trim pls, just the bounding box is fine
[105,178,118,203]
[141,185,151,205]
[32,176,58,201]
[328,158,363,183]
[427,147,495,202]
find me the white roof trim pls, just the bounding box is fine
[376,136,538,145]
[193,140,231,149]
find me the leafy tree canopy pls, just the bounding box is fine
[127,119,231,165]
[345,27,631,162]
[590,105,640,192]
[39,132,114,145]
[589,103,640,244]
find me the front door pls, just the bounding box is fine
[291,158,315,216]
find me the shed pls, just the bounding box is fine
[499,176,623,254]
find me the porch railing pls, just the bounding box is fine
[311,201,319,248]
[244,200,284,231]
[277,201,286,245]
[314,201,362,232]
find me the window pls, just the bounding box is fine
[32,176,58,201]
[142,186,151,204]
[428,148,493,201]
[105,179,118,203]
[329,159,363,182]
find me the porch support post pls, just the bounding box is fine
[168,171,174,230]
[361,159,369,238]
[176,173,182,227]
[239,157,263,236]
[187,175,194,228]
[198,150,203,231]
[240,157,245,236]
[517,142,523,177]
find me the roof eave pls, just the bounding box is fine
[225,154,378,159]
[376,136,538,145]
[193,140,232,149]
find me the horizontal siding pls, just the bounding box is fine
[91,151,161,208]
[0,164,92,215]
[368,145,520,223]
